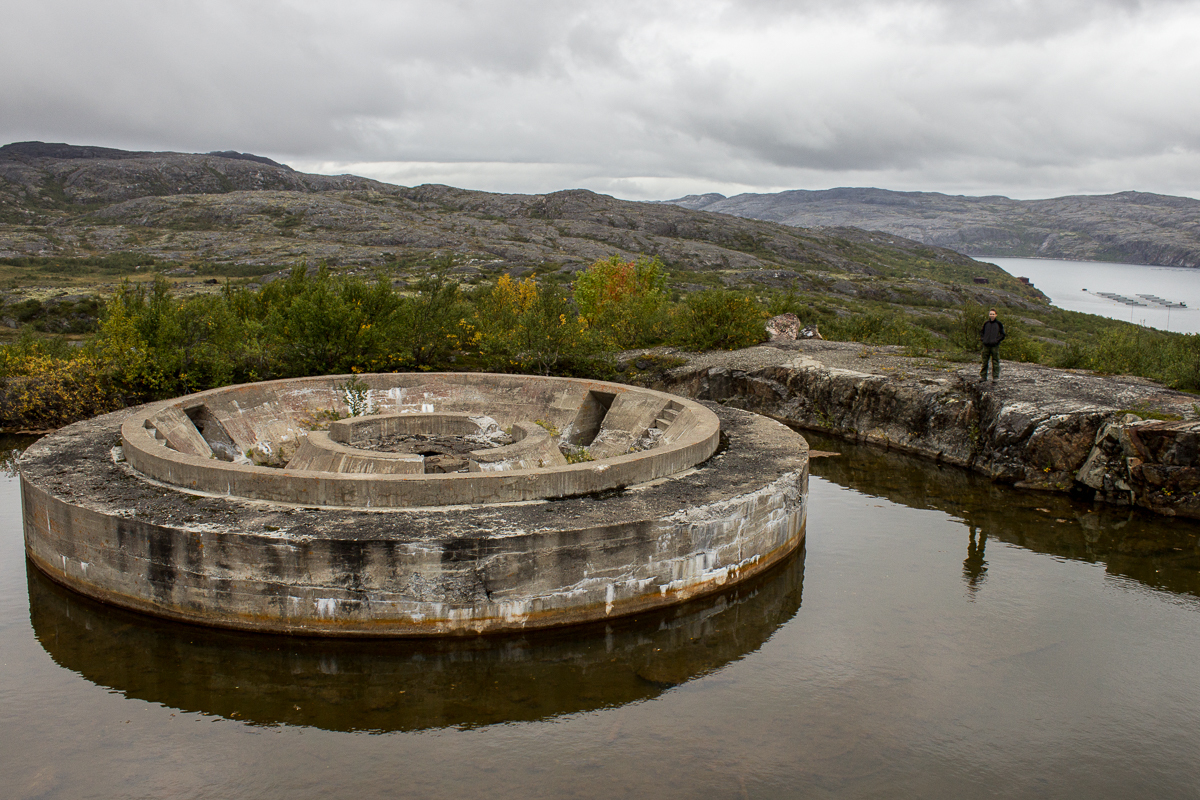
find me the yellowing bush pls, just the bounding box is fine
[0,352,122,430]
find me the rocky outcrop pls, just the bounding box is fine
[1076,418,1200,516]
[0,141,377,206]
[646,341,1200,518]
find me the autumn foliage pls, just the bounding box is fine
[0,256,772,430]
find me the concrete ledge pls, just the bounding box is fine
[329,412,497,444]
[468,421,568,472]
[285,432,425,474]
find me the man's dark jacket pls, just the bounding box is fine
[981,319,1006,346]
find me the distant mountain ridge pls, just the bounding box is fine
[0,141,370,211]
[0,141,293,170]
[0,141,1046,314]
[661,187,1200,268]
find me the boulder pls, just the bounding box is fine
[765,313,800,341]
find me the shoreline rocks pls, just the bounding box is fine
[645,341,1200,519]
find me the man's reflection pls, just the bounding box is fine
[963,525,988,598]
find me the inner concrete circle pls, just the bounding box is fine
[120,373,722,507]
[22,373,808,636]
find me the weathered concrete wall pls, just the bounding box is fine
[125,374,721,507]
[22,402,807,636]
[649,341,1200,519]
[469,421,568,472]
[285,431,425,474]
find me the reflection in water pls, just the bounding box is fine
[28,548,805,733]
[14,431,1200,799]
[804,431,1200,599]
[963,527,987,598]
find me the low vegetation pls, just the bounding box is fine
[0,255,1195,431]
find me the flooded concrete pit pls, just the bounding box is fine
[20,373,808,636]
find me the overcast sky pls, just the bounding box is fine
[4,0,1200,201]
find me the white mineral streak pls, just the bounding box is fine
[656,474,804,596]
[476,460,517,472]
[256,528,292,539]
[315,598,338,618]
[494,598,534,623]
[405,570,661,627]
[822,365,873,381]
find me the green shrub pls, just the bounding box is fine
[395,260,469,368]
[260,265,402,376]
[670,290,767,351]
[473,274,596,374]
[574,255,668,348]
[951,303,991,352]
[841,310,936,352]
[0,331,122,429]
[1080,327,1200,391]
[999,326,1044,364]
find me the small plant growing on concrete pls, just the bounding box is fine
[562,444,594,464]
[534,419,560,437]
[338,375,374,417]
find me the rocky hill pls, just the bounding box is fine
[664,187,1200,268]
[0,142,1041,311]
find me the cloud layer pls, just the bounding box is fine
[4,0,1199,199]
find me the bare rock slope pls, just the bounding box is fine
[666,188,1200,268]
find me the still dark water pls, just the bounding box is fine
[4,432,1200,799]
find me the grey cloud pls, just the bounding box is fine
[3,0,1199,200]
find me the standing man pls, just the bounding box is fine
[980,308,1005,382]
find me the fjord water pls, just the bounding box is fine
[4,433,1200,799]
[983,256,1200,334]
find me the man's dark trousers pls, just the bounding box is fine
[981,344,1000,380]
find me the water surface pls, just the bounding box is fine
[4,433,1200,799]
[983,256,1200,334]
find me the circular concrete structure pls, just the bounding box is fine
[21,373,808,636]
